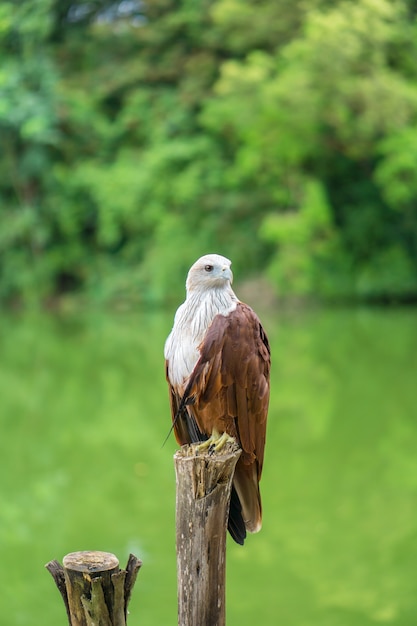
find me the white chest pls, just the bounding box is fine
[164,290,237,389]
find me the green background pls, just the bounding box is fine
[2,3,417,622]
[1,307,416,625]
[2,0,417,305]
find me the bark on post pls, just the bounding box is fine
[46,550,142,626]
[174,441,241,626]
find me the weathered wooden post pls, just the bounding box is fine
[174,440,241,626]
[46,550,142,626]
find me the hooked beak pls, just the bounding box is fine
[222,266,233,284]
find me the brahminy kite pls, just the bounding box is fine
[164,254,270,544]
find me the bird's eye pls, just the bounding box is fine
[204,264,214,272]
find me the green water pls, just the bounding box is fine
[1,307,417,625]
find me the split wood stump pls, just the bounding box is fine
[46,550,142,626]
[174,440,241,626]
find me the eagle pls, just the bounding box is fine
[164,253,270,545]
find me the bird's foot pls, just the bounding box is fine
[196,429,236,454]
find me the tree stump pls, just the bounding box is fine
[46,551,142,626]
[174,441,241,626]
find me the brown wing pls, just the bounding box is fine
[184,304,270,470]
[165,361,206,447]
[178,303,271,533]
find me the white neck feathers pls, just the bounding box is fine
[165,286,238,388]
[181,286,237,339]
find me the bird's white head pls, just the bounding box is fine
[186,254,233,294]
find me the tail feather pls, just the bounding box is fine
[232,460,262,534]
[227,485,246,545]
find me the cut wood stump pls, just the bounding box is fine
[46,550,142,626]
[174,440,241,626]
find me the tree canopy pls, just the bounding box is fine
[2,0,417,305]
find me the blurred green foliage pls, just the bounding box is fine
[1,0,417,305]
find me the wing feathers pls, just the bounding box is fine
[166,302,270,540]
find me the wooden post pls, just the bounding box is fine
[174,441,241,626]
[46,550,142,626]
